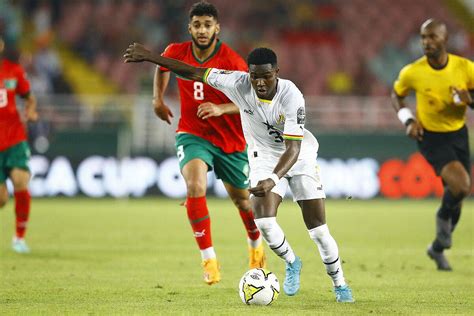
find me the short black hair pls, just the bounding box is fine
[247,47,278,67]
[189,1,218,20]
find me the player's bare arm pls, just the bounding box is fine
[249,139,301,197]
[197,102,239,120]
[23,93,38,122]
[391,90,423,141]
[124,43,206,82]
[153,67,174,124]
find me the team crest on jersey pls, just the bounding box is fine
[297,107,305,124]
[277,114,285,124]
[3,79,17,90]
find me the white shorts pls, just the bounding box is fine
[249,155,326,202]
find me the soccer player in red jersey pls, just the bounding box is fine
[0,36,38,253]
[152,1,265,284]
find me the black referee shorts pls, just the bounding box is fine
[417,125,471,175]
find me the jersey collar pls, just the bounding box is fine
[256,80,279,104]
[426,54,449,71]
[192,40,222,64]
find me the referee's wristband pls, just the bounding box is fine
[397,108,415,126]
[269,173,280,185]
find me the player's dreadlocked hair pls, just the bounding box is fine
[247,48,278,67]
[189,1,219,20]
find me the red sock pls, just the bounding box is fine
[14,190,31,238]
[239,209,260,241]
[186,196,212,250]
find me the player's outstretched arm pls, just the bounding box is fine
[391,90,423,141]
[124,43,206,82]
[249,139,301,197]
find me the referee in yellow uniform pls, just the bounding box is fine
[391,19,473,271]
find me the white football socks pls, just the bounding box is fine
[308,224,346,287]
[200,247,216,260]
[247,235,263,249]
[254,217,296,264]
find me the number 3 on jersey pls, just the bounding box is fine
[0,89,7,108]
[194,82,204,100]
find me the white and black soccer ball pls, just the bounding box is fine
[239,268,280,305]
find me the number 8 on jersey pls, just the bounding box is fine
[194,82,204,100]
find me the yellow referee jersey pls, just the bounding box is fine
[393,54,474,132]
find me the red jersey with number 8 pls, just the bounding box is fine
[159,41,247,153]
[0,59,31,151]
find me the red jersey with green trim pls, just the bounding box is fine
[0,59,30,151]
[159,41,248,153]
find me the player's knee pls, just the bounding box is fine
[304,218,325,230]
[11,180,29,192]
[450,181,470,200]
[186,180,207,197]
[458,182,471,199]
[9,170,30,191]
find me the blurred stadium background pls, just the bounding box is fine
[1,1,474,314]
[1,0,473,199]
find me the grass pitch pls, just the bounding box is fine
[1,197,473,315]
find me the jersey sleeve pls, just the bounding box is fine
[159,44,176,72]
[203,68,245,94]
[15,65,30,96]
[393,65,412,97]
[282,89,305,141]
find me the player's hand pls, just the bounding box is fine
[197,102,223,120]
[249,179,276,197]
[123,43,150,63]
[451,87,473,106]
[153,100,174,124]
[25,107,38,122]
[406,120,423,141]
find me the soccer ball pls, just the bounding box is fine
[239,268,280,305]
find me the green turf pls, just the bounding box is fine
[1,198,473,315]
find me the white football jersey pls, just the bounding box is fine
[204,68,319,162]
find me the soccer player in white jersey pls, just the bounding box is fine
[124,43,354,303]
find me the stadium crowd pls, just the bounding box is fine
[1,0,472,96]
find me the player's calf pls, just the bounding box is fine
[308,224,346,287]
[435,215,452,249]
[254,217,296,264]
